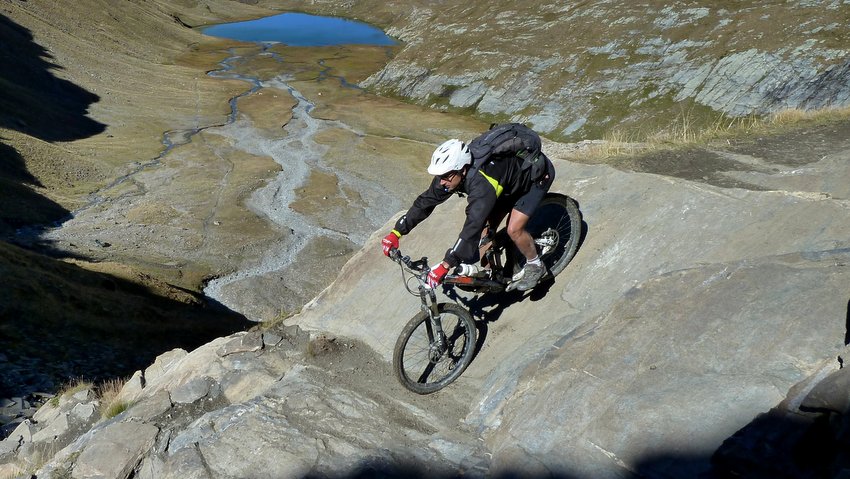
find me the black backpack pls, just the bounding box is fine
[468,123,547,180]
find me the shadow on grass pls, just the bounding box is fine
[0,16,253,408]
[0,13,109,239]
[0,14,105,141]
[0,241,252,399]
[0,141,69,237]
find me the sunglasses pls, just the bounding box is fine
[439,171,459,182]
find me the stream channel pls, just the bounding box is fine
[199,14,400,319]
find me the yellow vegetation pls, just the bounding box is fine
[572,105,850,161]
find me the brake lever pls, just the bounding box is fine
[408,257,428,272]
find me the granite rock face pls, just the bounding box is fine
[6,125,850,477]
[294,131,850,476]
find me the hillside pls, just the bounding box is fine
[0,0,275,407]
[1,1,850,478]
[0,0,273,234]
[258,0,850,141]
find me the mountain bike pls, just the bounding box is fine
[388,193,582,394]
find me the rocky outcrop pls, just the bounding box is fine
[3,328,487,478]
[295,133,850,476]
[713,351,850,478]
[1,387,101,476]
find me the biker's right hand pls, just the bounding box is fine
[426,263,448,289]
[382,231,401,257]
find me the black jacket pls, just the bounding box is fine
[393,154,538,267]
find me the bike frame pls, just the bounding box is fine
[443,232,512,294]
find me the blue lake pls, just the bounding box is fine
[201,12,396,47]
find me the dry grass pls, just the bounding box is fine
[260,309,296,331]
[571,105,850,161]
[45,377,130,418]
[96,378,130,420]
[48,379,94,408]
[598,129,645,156]
[0,464,26,479]
[757,105,850,129]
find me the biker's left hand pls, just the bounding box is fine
[381,231,400,257]
[427,263,448,289]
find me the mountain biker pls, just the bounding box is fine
[381,132,555,292]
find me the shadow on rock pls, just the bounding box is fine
[632,451,714,478]
[844,298,850,346]
[708,355,850,479]
[709,411,841,479]
[304,461,582,479]
[619,410,846,479]
[635,348,850,479]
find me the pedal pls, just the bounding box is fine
[536,228,558,256]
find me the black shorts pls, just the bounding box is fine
[513,156,555,216]
[487,156,555,224]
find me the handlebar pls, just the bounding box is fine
[388,248,434,296]
[389,248,486,296]
[389,248,429,275]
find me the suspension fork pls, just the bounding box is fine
[419,286,446,352]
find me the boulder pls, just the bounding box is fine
[69,422,159,479]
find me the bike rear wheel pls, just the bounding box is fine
[511,193,582,278]
[393,303,477,394]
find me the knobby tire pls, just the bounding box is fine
[393,303,477,394]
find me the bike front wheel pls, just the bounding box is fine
[393,303,477,394]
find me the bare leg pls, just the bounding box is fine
[506,208,537,260]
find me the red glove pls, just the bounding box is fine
[382,231,400,256]
[427,263,448,289]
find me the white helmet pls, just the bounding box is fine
[427,139,471,176]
